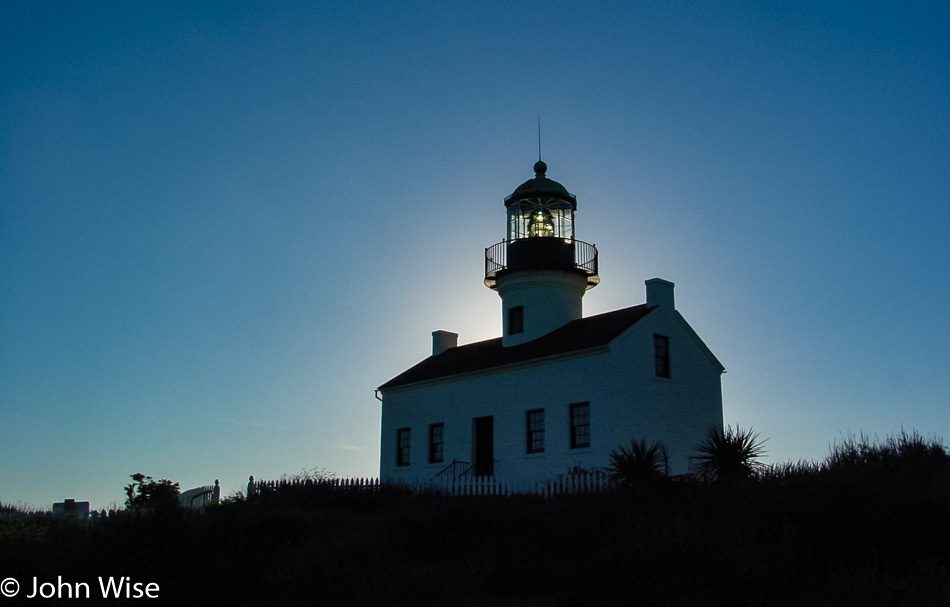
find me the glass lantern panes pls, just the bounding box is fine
[507,197,575,241]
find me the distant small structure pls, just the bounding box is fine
[178,480,222,509]
[52,499,90,519]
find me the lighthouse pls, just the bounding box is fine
[377,158,724,487]
[484,161,600,346]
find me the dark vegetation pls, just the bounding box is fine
[124,472,181,513]
[2,431,949,606]
[693,424,768,483]
[606,437,669,488]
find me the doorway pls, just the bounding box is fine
[472,416,494,477]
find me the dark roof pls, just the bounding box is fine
[378,304,654,391]
[505,160,577,207]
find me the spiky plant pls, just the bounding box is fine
[693,425,767,483]
[606,438,669,489]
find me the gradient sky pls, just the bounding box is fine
[2,2,948,509]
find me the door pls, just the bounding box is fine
[473,416,494,477]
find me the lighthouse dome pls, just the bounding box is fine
[505,161,576,208]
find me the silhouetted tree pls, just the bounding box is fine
[124,473,180,513]
[693,425,766,483]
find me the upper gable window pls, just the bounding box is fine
[654,334,670,378]
[508,306,524,335]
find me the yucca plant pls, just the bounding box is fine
[693,425,766,483]
[606,438,669,489]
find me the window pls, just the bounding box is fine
[654,334,670,378]
[396,428,411,466]
[428,423,444,464]
[570,402,590,449]
[526,409,545,453]
[508,306,524,335]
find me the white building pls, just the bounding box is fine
[377,161,724,486]
[52,499,90,519]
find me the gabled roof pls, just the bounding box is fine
[378,304,654,391]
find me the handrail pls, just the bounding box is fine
[432,459,471,481]
[484,238,599,288]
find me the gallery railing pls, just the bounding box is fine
[485,238,599,289]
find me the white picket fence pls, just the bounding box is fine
[253,472,612,498]
[1,474,615,520]
[253,477,382,493]
[435,471,612,497]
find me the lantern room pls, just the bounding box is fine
[505,160,576,241]
[485,161,599,291]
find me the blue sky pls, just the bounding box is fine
[2,1,948,508]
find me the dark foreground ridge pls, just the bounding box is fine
[2,438,948,606]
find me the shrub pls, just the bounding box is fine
[606,438,669,489]
[693,425,766,483]
[124,473,180,513]
[826,429,948,472]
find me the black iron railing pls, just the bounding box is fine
[484,238,599,289]
[432,459,475,482]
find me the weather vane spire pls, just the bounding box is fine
[537,117,542,162]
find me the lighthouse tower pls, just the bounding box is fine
[485,161,599,346]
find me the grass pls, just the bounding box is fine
[1,432,948,605]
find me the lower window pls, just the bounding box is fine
[396,428,411,466]
[526,409,545,453]
[428,423,444,464]
[570,403,590,449]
